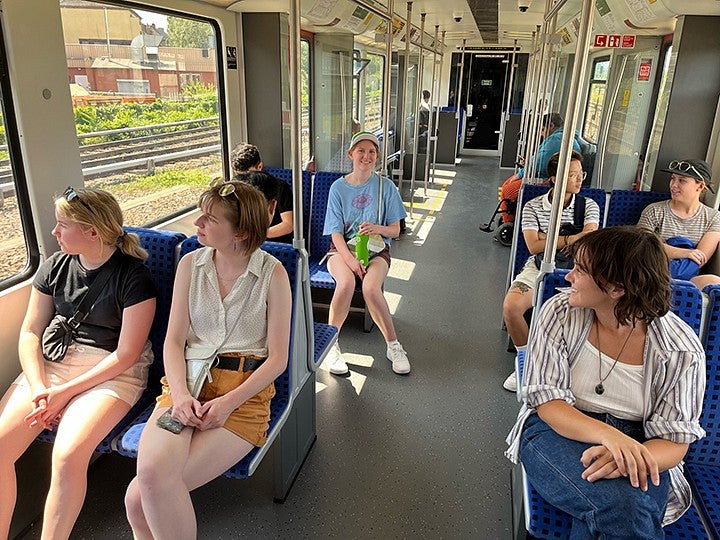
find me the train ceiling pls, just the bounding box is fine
[211,0,720,51]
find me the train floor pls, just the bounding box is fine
[18,156,522,539]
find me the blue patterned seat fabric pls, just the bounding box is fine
[37,227,186,453]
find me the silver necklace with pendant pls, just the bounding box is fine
[594,319,634,395]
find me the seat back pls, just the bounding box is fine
[309,171,345,260]
[605,189,670,228]
[124,227,187,383]
[263,167,312,242]
[685,284,720,464]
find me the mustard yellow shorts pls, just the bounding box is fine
[156,353,275,447]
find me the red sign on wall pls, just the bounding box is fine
[621,35,636,48]
[593,34,608,47]
[638,60,652,81]
[593,34,636,49]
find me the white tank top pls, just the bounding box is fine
[185,247,278,359]
[571,341,645,421]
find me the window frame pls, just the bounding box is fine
[0,17,39,290]
[581,55,611,143]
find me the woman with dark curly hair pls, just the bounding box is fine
[506,226,706,537]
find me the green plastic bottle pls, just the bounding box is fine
[355,232,370,267]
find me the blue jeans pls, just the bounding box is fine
[520,413,670,539]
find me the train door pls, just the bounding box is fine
[583,37,662,190]
[451,51,510,154]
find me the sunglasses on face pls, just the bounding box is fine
[63,186,94,215]
[669,161,705,182]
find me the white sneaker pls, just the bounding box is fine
[326,342,349,375]
[386,342,411,375]
[503,371,518,392]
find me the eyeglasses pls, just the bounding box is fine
[568,171,587,181]
[63,186,94,215]
[669,160,705,181]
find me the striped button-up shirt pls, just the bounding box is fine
[505,292,706,525]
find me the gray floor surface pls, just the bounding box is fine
[19,155,522,539]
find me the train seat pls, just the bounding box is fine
[683,284,720,540]
[263,167,313,243]
[308,170,374,332]
[116,238,336,498]
[604,189,671,228]
[515,272,711,538]
[117,239,297,477]
[36,227,186,453]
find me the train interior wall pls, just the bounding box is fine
[651,15,720,192]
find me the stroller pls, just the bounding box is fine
[480,173,522,246]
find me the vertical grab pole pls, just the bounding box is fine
[423,25,439,194]
[380,0,394,178]
[430,30,445,184]
[397,1,413,195]
[453,39,467,162]
[539,0,595,277]
[519,27,540,176]
[289,0,303,249]
[410,13,426,215]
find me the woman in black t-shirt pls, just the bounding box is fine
[0,187,156,540]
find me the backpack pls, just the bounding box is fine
[534,195,586,270]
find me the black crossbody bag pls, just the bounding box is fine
[534,195,586,270]
[41,256,119,362]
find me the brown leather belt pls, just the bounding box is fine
[215,355,265,372]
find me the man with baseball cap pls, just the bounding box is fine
[638,158,720,288]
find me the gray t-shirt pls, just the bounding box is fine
[637,201,720,245]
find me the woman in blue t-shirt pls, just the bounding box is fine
[0,187,156,540]
[322,131,410,376]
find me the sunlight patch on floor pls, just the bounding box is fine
[388,257,415,280]
[408,214,436,246]
[430,169,456,180]
[348,370,367,395]
[384,290,401,314]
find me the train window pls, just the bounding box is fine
[582,56,610,143]
[0,24,38,287]
[363,53,384,132]
[62,2,223,227]
[301,37,311,166]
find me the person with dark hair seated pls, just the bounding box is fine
[506,226,705,537]
[517,112,582,180]
[235,170,289,241]
[502,151,600,391]
[230,142,293,243]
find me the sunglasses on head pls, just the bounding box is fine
[209,177,240,198]
[669,161,705,182]
[63,186,94,215]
